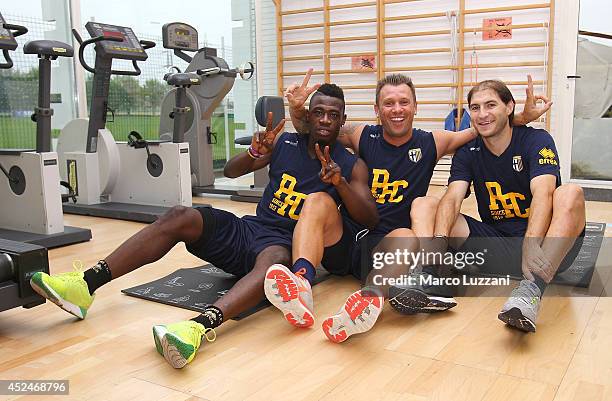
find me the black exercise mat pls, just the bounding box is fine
[552,222,605,287]
[476,222,605,288]
[122,265,330,320]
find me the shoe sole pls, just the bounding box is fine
[498,307,536,333]
[264,266,314,328]
[29,276,86,319]
[152,326,190,369]
[389,288,457,315]
[322,292,383,343]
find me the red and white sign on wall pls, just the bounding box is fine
[482,17,512,40]
[351,55,376,72]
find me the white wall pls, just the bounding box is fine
[232,0,258,139]
[550,0,580,184]
[256,0,279,99]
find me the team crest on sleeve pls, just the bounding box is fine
[512,155,523,172]
[538,148,558,165]
[408,148,422,163]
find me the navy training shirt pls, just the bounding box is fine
[256,132,358,230]
[449,125,561,236]
[354,125,438,234]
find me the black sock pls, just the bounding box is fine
[83,260,112,296]
[532,275,547,295]
[192,305,224,329]
[291,258,316,284]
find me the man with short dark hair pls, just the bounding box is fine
[393,79,585,333]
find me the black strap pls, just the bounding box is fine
[0,162,16,184]
[127,131,147,149]
[60,180,77,203]
[106,105,115,123]
[127,131,159,169]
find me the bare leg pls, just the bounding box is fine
[410,196,439,238]
[213,245,290,321]
[263,192,341,329]
[292,192,344,265]
[408,196,471,265]
[410,196,444,264]
[365,228,418,298]
[540,184,586,280]
[385,198,471,314]
[153,244,290,369]
[365,196,471,298]
[497,185,584,333]
[105,206,204,279]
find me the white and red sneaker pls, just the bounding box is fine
[264,264,314,328]
[322,289,384,343]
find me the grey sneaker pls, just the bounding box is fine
[498,279,542,333]
[389,268,457,314]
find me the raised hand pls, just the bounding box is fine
[315,143,342,186]
[520,74,553,123]
[284,67,321,110]
[250,112,286,156]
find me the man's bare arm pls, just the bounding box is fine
[288,105,309,134]
[337,122,366,152]
[433,180,470,237]
[432,127,477,160]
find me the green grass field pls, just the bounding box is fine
[0,114,244,168]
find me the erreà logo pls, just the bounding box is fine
[408,148,422,163]
[538,147,558,165]
[539,148,555,159]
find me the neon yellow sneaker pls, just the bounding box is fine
[29,262,94,319]
[152,321,216,369]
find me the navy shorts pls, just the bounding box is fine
[186,206,292,278]
[459,214,585,277]
[321,217,387,281]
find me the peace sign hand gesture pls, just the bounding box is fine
[316,143,342,186]
[284,67,321,110]
[250,112,286,157]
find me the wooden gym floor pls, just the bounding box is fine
[1,183,612,401]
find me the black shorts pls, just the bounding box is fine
[186,206,292,278]
[459,214,585,278]
[321,217,387,281]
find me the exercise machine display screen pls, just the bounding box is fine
[162,22,198,51]
[85,21,147,61]
[0,12,18,50]
[102,30,125,40]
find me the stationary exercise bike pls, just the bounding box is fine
[57,22,200,223]
[158,22,263,202]
[0,12,91,248]
[0,14,51,313]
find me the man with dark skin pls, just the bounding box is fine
[30,84,377,367]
